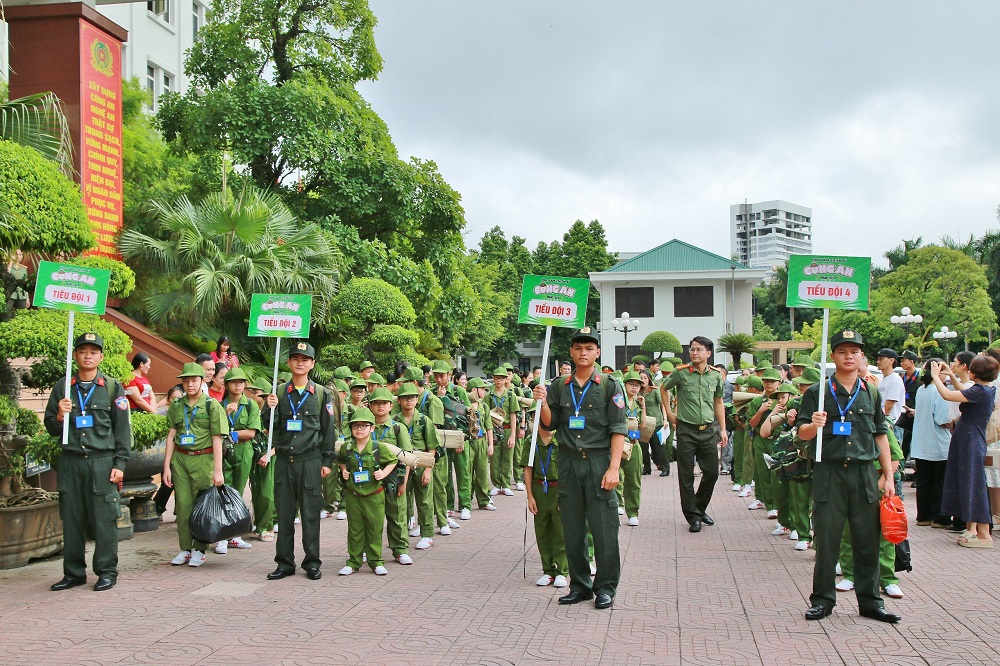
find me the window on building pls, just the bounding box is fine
[193,2,205,39]
[145,63,174,112]
[615,287,654,318]
[674,286,713,318]
[148,0,171,24]
[146,65,156,109]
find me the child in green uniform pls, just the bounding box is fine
[488,367,518,497]
[467,377,496,510]
[729,375,748,490]
[758,383,797,539]
[785,367,822,550]
[215,368,262,554]
[163,363,228,567]
[397,383,442,549]
[621,371,645,526]
[738,375,764,496]
[746,368,782,515]
[321,378,349,520]
[524,429,569,588]
[402,367,455,533]
[510,374,530,491]
[368,387,415,565]
[338,407,397,575]
[247,378,276,541]
[640,372,662,475]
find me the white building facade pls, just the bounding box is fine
[731,200,812,275]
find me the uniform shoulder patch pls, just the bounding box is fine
[115,396,129,411]
[326,401,335,415]
[612,393,625,409]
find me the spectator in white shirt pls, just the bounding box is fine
[877,349,906,441]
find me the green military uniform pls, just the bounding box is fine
[339,408,398,570]
[740,375,764,485]
[466,377,494,508]
[166,377,228,554]
[643,382,664,473]
[510,375,530,488]
[621,372,644,519]
[746,369,782,512]
[660,362,725,526]
[221,369,262,498]
[488,369,518,492]
[372,416,413,557]
[542,328,627,600]
[43,334,131,586]
[729,376,748,487]
[521,436,568,579]
[402,366,449,530]
[436,369,472,512]
[761,383,797,531]
[322,379,350,515]
[796,330,890,616]
[248,378,276,536]
[398,385,442,539]
[265,342,338,575]
[783,370,821,542]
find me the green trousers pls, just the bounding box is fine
[345,489,385,570]
[616,467,624,506]
[558,448,620,598]
[433,455,449,527]
[838,523,898,587]
[511,432,528,486]
[223,442,253,497]
[447,448,472,511]
[170,451,216,552]
[490,429,515,490]
[751,437,774,509]
[322,471,343,512]
[787,477,812,539]
[741,428,756,485]
[408,467,435,538]
[273,455,323,572]
[385,483,409,556]
[532,478,568,577]
[58,454,121,581]
[773,470,789,526]
[730,429,746,486]
[468,437,491,508]
[249,451,275,534]
[622,441,642,518]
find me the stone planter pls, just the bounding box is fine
[0,499,62,569]
[122,440,165,533]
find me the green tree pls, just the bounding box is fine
[0,91,73,177]
[472,227,537,367]
[640,330,683,359]
[717,333,757,369]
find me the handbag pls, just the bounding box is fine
[894,539,912,572]
[880,495,908,545]
[986,404,1000,445]
[894,409,914,432]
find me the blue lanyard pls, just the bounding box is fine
[828,378,862,422]
[183,404,199,434]
[537,442,553,479]
[227,402,245,429]
[491,393,503,408]
[76,382,97,416]
[287,388,310,419]
[354,440,380,470]
[570,380,593,417]
[625,398,640,419]
[373,421,393,443]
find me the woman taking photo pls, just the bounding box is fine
[125,353,158,413]
[932,354,999,548]
[211,336,240,368]
[910,359,952,527]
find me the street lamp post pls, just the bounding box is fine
[890,306,923,353]
[611,312,640,369]
[932,326,958,363]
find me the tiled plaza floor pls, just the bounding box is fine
[1,467,996,665]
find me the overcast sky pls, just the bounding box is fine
[358,2,1000,265]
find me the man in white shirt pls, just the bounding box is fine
[876,349,905,442]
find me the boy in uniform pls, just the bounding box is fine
[758,383,798,539]
[746,368,782,515]
[368,387,415,564]
[263,341,338,581]
[216,367,261,553]
[489,366,518,498]
[402,366,456,534]
[738,374,764,497]
[433,360,473,521]
[524,429,569,588]
[163,362,227,567]
[467,377,496,510]
[621,370,645,526]
[247,377,276,541]
[397,383,442,549]
[338,407,396,575]
[322,378,349,520]
[45,332,132,591]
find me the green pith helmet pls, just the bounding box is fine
[402,366,423,382]
[467,377,488,389]
[755,360,773,372]
[367,387,394,403]
[367,373,386,386]
[396,383,420,398]
[278,371,292,383]
[503,363,514,371]
[431,360,452,374]
[350,379,367,390]
[734,375,748,386]
[796,367,823,385]
[359,360,374,371]
[333,379,349,392]
[774,383,798,395]
[791,354,813,368]
[492,366,507,377]
[178,362,205,378]
[622,370,642,384]
[761,368,782,382]
[511,375,522,386]
[746,375,764,391]
[224,368,249,384]
[349,406,376,424]
[334,366,353,380]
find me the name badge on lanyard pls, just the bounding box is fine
[829,377,860,438]
[628,428,642,440]
[568,379,593,431]
[287,389,309,433]
[76,415,94,429]
[568,416,586,430]
[353,469,370,484]
[75,383,97,429]
[832,421,852,435]
[287,419,303,431]
[179,434,195,446]
[181,403,199,447]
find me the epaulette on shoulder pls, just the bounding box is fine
[675,364,691,371]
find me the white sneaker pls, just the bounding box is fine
[771,525,789,536]
[338,566,355,576]
[589,560,597,575]
[732,484,741,491]
[788,530,799,541]
[171,550,191,565]
[214,541,228,555]
[489,488,500,496]
[336,511,347,520]
[447,518,461,529]
[748,500,766,510]
[320,510,331,519]
[553,575,569,588]
[836,562,842,576]
[503,488,514,496]
[481,503,497,511]
[188,550,206,567]
[415,538,433,550]
[460,508,472,520]
[408,516,418,530]
[794,540,810,551]
[535,575,553,586]
[883,584,904,599]
[628,516,640,527]
[395,554,413,565]
[836,579,854,592]
[229,537,252,549]
[617,507,625,516]
[515,482,526,491]
[766,509,779,519]
[408,526,421,537]
[447,510,455,517]
[439,525,452,536]
[363,553,367,563]
[294,517,301,524]
[738,485,752,498]
[374,566,388,576]
[273,523,278,532]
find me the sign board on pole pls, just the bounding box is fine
[517,275,590,328]
[32,260,112,315]
[248,294,313,338]
[25,453,50,477]
[785,255,872,311]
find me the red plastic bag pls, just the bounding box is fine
[880,495,908,545]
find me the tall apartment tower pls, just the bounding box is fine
[731,200,812,275]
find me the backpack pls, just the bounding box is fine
[440,392,469,436]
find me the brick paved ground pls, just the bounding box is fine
[1,468,997,665]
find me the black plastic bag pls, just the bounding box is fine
[894,539,912,573]
[189,485,253,544]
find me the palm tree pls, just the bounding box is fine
[718,333,757,370]
[119,187,342,328]
[0,92,74,178]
